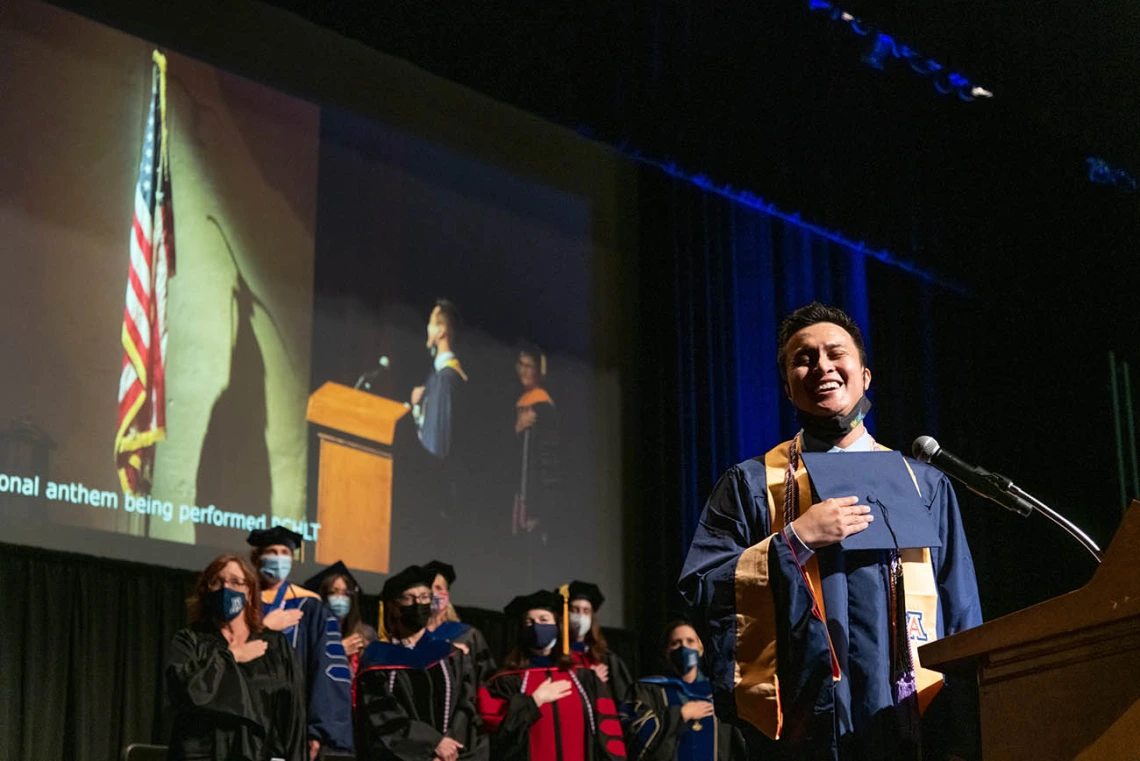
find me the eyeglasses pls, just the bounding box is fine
[209,576,249,591]
[397,592,433,605]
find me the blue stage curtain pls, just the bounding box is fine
[639,173,877,555]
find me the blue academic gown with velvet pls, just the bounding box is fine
[678,445,982,761]
[262,583,355,752]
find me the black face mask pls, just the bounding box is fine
[396,602,432,633]
[797,395,872,442]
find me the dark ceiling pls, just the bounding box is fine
[850,0,1140,172]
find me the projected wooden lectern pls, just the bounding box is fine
[919,500,1140,761]
[306,382,408,574]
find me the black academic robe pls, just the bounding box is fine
[478,662,627,761]
[166,623,306,761]
[430,621,497,687]
[570,645,633,711]
[354,636,488,760]
[621,676,745,761]
[515,390,561,525]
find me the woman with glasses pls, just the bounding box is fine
[166,553,306,761]
[304,560,378,676]
[355,565,488,761]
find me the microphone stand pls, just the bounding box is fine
[990,472,1104,563]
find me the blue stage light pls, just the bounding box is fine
[808,1,990,101]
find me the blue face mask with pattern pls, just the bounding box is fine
[208,587,247,623]
[327,594,351,618]
[260,554,292,582]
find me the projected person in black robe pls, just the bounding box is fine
[422,559,497,687]
[477,589,627,761]
[355,564,489,761]
[621,619,746,761]
[249,526,354,758]
[678,302,982,761]
[167,553,306,761]
[512,344,561,536]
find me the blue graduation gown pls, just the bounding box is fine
[418,361,466,460]
[262,583,354,752]
[678,440,982,760]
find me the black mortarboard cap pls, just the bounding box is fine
[380,565,435,602]
[423,560,457,587]
[302,560,360,596]
[504,589,564,622]
[246,526,303,551]
[801,451,942,552]
[567,580,605,611]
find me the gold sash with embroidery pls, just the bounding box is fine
[733,437,943,740]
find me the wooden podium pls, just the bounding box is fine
[306,382,409,574]
[919,501,1140,761]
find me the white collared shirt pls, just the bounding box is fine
[433,351,456,373]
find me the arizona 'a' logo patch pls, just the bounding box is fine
[906,611,929,642]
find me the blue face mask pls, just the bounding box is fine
[523,622,560,652]
[260,554,292,582]
[327,594,351,618]
[208,587,247,623]
[669,645,701,675]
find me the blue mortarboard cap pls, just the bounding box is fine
[801,451,942,551]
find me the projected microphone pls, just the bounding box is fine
[353,356,391,391]
[911,436,1034,517]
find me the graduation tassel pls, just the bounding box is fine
[377,601,388,642]
[558,584,570,655]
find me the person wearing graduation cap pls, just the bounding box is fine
[248,526,354,758]
[678,302,982,761]
[512,342,561,535]
[477,589,627,761]
[620,619,746,761]
[422,560,497,686]
[304,560,379,676]
[355,564,488,761]
[564,580,633,705]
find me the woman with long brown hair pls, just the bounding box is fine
[565,581,634,703]
[303,560,377,676]
[477,590,626,761]
[166,553,306,761]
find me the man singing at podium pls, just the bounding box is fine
[410,299,467,461]
[679,302,982,760]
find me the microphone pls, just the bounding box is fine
[911,436,1035,517]
[353,356,391,391]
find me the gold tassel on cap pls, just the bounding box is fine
[377,601,388,642]
[540,354,547,376]
[558,584,570,655]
